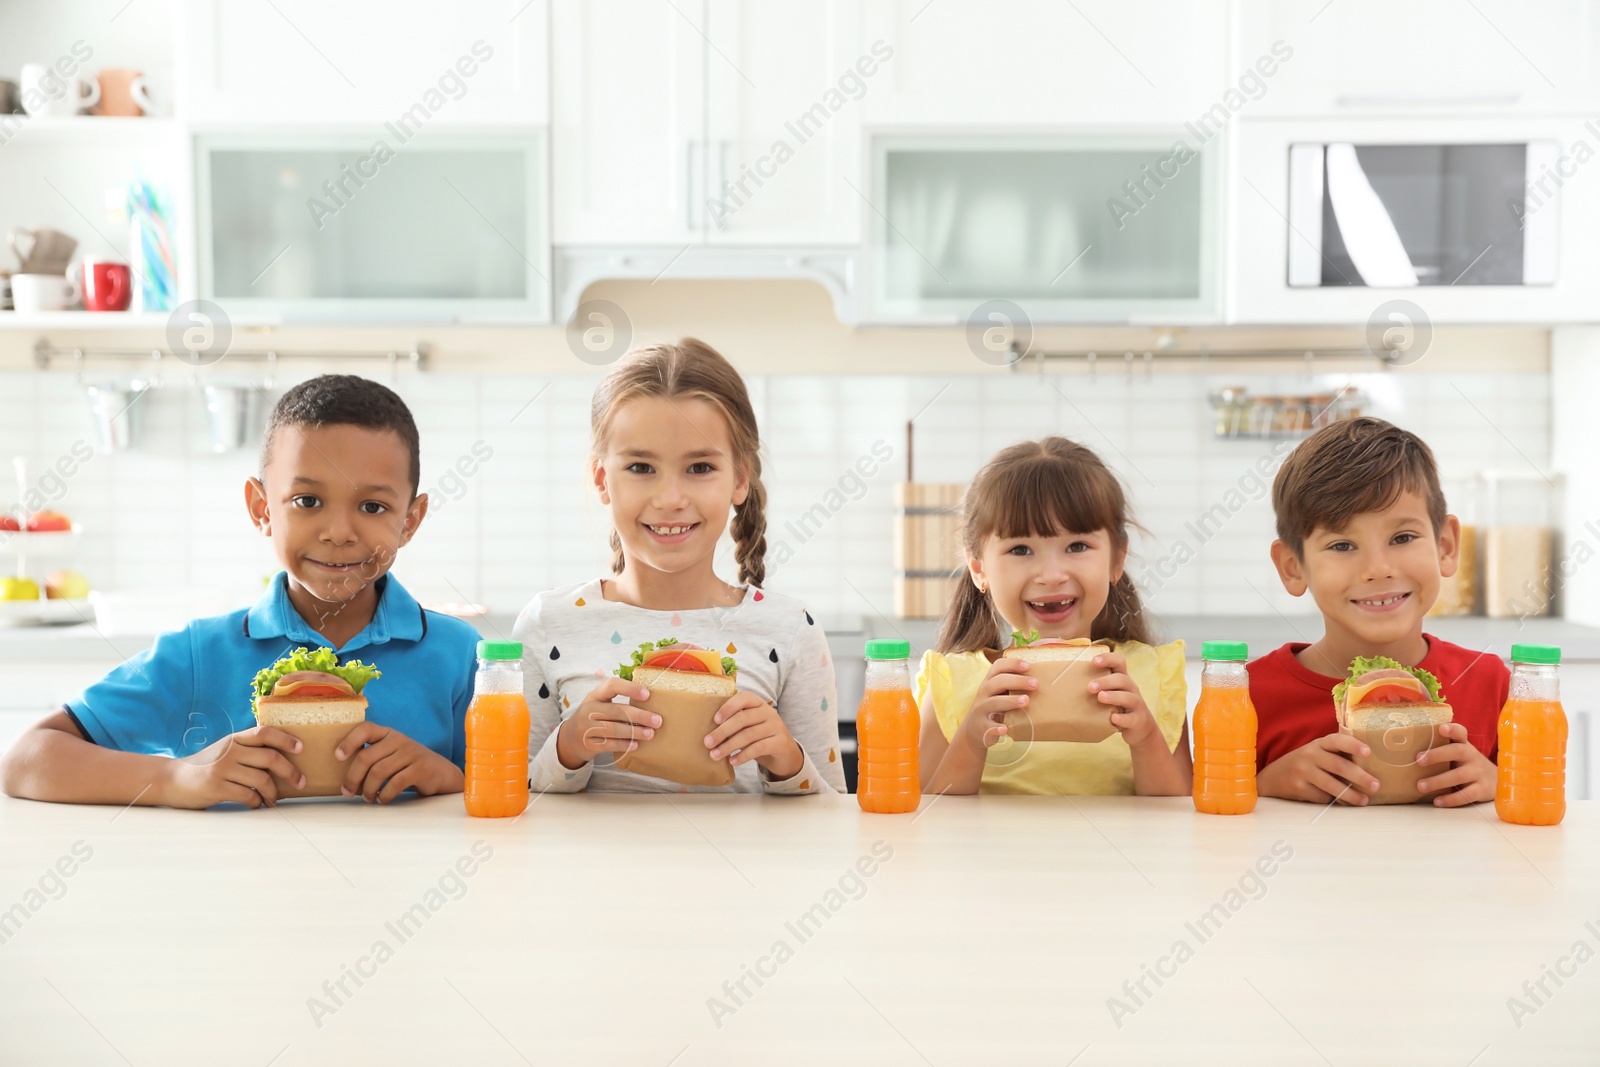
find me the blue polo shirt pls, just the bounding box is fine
[67,572,479,767]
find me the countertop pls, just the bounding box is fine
[0,792,1593,1063]
[6,611,1598,663]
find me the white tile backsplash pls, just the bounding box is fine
[0,368,1550,623]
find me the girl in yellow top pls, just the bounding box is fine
[916,437,1192,796]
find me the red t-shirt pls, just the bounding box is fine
[1247,635,1507,771]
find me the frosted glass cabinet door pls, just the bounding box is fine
[198,133,548,321]
[865,135,1217,323]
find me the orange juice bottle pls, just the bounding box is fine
[857,639,919,814]
[1192,641,1258,815]
[1496,644,1567,826]
[464,640,531,818]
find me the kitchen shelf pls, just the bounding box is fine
[0,312,172,331]
[0,116,181,144]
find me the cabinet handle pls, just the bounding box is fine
[685,139,702,231]
[715,140,733,231]
[685,141,735,233]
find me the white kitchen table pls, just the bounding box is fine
[0,792,1594,1066]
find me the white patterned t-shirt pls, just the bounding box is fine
[512,578,846,794]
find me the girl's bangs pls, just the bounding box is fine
[983,456,1123,542]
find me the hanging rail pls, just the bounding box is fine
[1006,342,1392,370]
[32,339,431,372]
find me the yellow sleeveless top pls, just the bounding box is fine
[914,640,1187,795]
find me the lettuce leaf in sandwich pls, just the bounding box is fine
[252,646,381,712]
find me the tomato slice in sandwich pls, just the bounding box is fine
[289,684,350,697]
[644,651,713,673]
[1354,683,1425,706]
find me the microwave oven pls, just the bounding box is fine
[1286,141,1559,287]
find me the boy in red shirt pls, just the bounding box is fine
[1251,417,1505,807]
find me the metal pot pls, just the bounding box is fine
[202,385,252,453]
[85,382,148,453]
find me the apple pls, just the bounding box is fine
[0,514,19,532]
[25,510,71,532]
[1,577,40,601]
[44,570,90,600]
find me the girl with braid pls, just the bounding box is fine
[515,339,845,794]
[917,438,1191,796]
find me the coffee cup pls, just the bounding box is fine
[81,259,131,311]
[91,69,155,117]
[20,63,100,117]
[11,273,78,313]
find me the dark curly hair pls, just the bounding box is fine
[261,374,421,495]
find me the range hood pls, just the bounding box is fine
[553,246,859,324]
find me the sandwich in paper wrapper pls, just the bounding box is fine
[1332,655,1453,805]
[992,630,1115,744]
[613,639,738,786]
[252,647,380,798]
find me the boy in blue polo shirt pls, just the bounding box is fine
[0,375,480,809]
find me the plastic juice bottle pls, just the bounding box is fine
[1192,641,1258,815]
[1496,644,1567,826]
[465,640,531,818]
[856,639,920,814]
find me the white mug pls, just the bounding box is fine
[11,273,78,313]
[19,63,100,118]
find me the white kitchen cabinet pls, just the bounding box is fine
[196,130,549,321]
[176,0,549,124]
[1230,116,1600,323]
[862,133,1221,323]
[859,0,1231,127]
[552,0,864,246]
[550,0,702,245]
[701,0,865,244]
[1237,0,1600,118]
[1560,664,1598,802]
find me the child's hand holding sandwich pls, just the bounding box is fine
[555,677,659,768]
[704,691,803,778]
[335,723,462,803]
[1089,649,1164,750]
[165,726,307,809]
[1414,722,1497,806]
[1256,733,1381,805]
[957,654,1032,752]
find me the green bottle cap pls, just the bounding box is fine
[477,640,524,661]
[864,639,911,660]
[1202,641,1248,661]
[1509,643,1560,665]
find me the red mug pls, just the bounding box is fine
[81,259,131,312]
